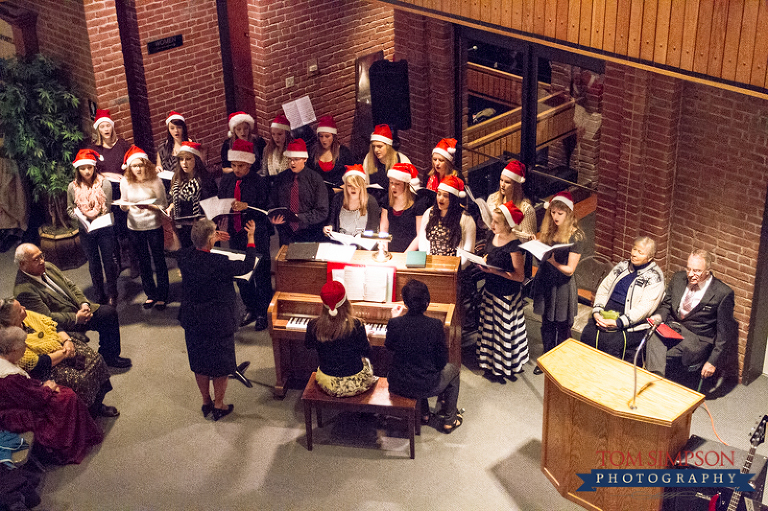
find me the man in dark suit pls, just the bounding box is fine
[13,243,131,368]
[647,249,737,380]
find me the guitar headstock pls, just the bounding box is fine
[749,415,768,448]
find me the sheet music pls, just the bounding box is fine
[364,267,388,303]
[103,172,123,183]
[75,209,114,232]
[331,265,394,303]
[199,197,234,220]
[327,231,378,251]
[456,248,503,271]
[112,198,157,207]
[315,242,356,263]
[158,170,174,181]
[209,248,260,281]
[519,240,573,261]
[282,95,316,128]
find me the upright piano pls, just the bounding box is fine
[268,246,461,397]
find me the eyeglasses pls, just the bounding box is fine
[30,253,44,262]
[685,268,707,275]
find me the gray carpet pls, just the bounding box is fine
[1,244,767,511]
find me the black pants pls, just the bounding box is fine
[541,318,573,354]
[128,227,169,301]
[73,304,122,362]
[412,363,461,426]
[79,224,119,299]
[235,254,272,317]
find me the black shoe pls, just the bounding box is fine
[253,316,268,331]
[212,404,234,421]
[533,366,543,375]
[106,356,132,368]
[240,311,256,327]
[143,300,156,310]
[98,404,120,418]
[201,402,214,418]
[154,301,167,311]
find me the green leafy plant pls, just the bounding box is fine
[0,55,84,230]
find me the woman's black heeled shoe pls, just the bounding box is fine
[533,366,543,375]
[212,404,234,421]
[143,300,156,310]
[201,402,214,418]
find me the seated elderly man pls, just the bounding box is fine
[13,243,131,368]
[580,236,665,361]
[648,249,737,381]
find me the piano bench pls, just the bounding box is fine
[301,373,419,459]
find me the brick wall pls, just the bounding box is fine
[247,0,395,154]
[598,62,768,376]
[13,0,97,133]
[133,0,228,162]
[393,9,455,173]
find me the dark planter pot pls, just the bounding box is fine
[38,226,87,270]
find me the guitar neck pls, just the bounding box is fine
[726,446,756,511]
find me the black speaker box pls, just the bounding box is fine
[662,435,768,511]
[369,59,412,131]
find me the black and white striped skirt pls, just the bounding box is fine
[476,288,529,376]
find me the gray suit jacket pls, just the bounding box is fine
[14,263,99,331]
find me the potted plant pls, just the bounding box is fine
[0,54,86,267]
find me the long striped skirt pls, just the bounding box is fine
[476,288,529,376]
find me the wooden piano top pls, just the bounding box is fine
[274,245,460,303]
[268,291,455,345]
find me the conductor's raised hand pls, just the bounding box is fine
[214,230,231,242]
[270,214,286,225]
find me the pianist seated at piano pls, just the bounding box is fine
[303,281,378,398]
[322,165,381,240]
[386,280,462,434]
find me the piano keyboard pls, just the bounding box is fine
[286,317,311,331]
[284,316,387,336]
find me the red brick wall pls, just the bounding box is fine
[134,0,228,162]
[247,0,395,153]
[598,62,768,376]
[393,10,455,173]
[13,0,97,132]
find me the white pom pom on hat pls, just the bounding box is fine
[320,280,347,317]
[432,138,457,162]
[437,175,467,199]
[543,190,574,211]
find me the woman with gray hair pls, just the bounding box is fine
[177,218,257,421]
[579,236,665,361]
[0,326,103,464]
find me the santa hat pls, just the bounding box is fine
[387,162,420,189]
[342,164,367,184]
[370,124,393,145]
[502,160,526,183]
[73,148,103,168]
[121,146,149,170]
[316,115,338,135]
[93,109,114,130]
[284,139,308,158]
[320,281,347,317]
[499,200,524,228]
[177,141,203,159]
[228,139,256,164]
[438,175,467,199]
[165,111,185,125]
[271,115,291,131]
[544,190,574,211]
[227,111,255,138]
[432,138,457,162]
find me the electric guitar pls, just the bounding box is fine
[709,414,768,511]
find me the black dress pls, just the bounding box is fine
[178,246,257,377]
[386,199,429,253]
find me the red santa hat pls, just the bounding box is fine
[228,139,255,164]
[387,162,420,189]
[342,164,367,184]
[499,200,524,228]
[227,111,255,138]
[438,175,467,199]
[177,141,203,159]
[284,139,308,159]
[320,281,347,317]
[432,138,457,162]
[370,124,393,145]
[73,148,103,168]
[93,109,114,130]
[121,145,149,170]
[165,111,185,125]
[501,160,526,183]
[271,115,291,131]
[316,115,338,135]
[544,190,574,211]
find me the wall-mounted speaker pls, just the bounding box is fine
[369,59,412,132]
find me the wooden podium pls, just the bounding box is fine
[538,339,704,511]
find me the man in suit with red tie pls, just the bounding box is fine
[13,243,131,368]
[647,249,737,381]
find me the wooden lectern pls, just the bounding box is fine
[538,339,704,511]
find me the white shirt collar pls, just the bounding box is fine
[0,357,29,379]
